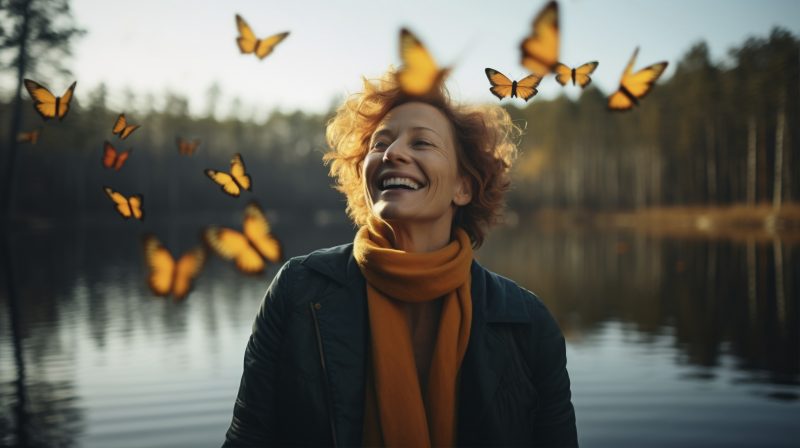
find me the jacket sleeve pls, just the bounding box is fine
[222,260,294,447]
[524,301,579,447]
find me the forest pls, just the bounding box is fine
[0,26,797,222]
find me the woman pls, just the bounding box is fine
[223,73,578,447]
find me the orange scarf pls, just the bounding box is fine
[353,219,473,447]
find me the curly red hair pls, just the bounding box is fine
[324,72,520,247]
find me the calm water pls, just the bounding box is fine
[1,213,798,447]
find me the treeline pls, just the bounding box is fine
[508,27,799,210]
[0,27,797,221]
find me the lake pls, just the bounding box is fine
[1,212,798,447]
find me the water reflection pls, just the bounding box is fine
[1,215,798,447]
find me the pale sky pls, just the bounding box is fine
[7,0,800,118]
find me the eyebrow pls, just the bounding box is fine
[371,126,443,140]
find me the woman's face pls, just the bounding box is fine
[363,102,471,226]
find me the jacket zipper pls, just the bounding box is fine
[309,302,339,448]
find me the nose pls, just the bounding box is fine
[382,137,412,163]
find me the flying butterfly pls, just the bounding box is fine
[142,234,206,301]
[176,137,201,156]
[203,201,282,275]
[102,141,132,171]
[397,27,450,97]
[23,79,77,121]
[554,61,599,88]
[235,14,289,60]
[112,114,140,140]
[484,68,542,101]
[103,186,144,220]
[608,47,668,111]
[520,1,559,77]
[17,129,41,145]
[204,153,252,197]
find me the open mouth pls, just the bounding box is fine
[378,176,424,191]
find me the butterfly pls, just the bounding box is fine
[23,79,77,121]
[204,153,252,197]
[103,186,144,220]
[397,27,450,97]
[608,47,668,111]
[554,61,599,88]
[102,141,132,171]
[142,234,206,300]
[203,201,282,275]
[235,14,289,60]
[17,129,41,145]
[484,68,542,101]
[176,137,201,156]
[112,113,140,140]
[520,1,559,77]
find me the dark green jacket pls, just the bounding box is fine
[223,244,577,447]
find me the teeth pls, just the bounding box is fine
[382,177,420,190]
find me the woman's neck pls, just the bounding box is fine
[384,216,453,252]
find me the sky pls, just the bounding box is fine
[8,0,800,118]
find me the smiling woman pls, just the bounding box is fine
[222,72,578,447]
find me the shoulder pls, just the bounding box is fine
[472,262,561,335]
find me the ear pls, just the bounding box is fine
[452,174,472,207]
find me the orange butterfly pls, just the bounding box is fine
[176,137,201,156]
[397,28,450,97]
[205,153,252,197]
[235,14,290,60]
[142,234,206,300]
[103,186,144,220]
[102,141,132,171]
[554,61,599,88]
[608,47,668,111]
[17,129,41,145]
[112,113,140,140]
[23,79,76,121]
[203,201,282,275]
[484,68,541,101]
[520,1,559,77]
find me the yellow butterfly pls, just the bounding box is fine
[142,234,206,301]
[235,14,290,60]
[176,137,201,156]
[102,141,132,171]
[103,186,144,220]
[608,47,668,111]
[484,68,542,101]
[520,1,559,77]
[17,129,41,145]
[203,201,282,275]
[397,27,450,97]
[205,153,252,197]
[23,79,76,121]
[112,114,141,140]
[554,61,599,88]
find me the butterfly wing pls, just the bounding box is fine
[102,141,118,169]
[172,247,206,300]
[230,153,252,191]
[119,124,140,140]
[520,1,559,77]
[484,68,514,100]
[397,28,446,97]
[514,73,542,101]
[57,81,77,120]
[255,32,290,59]
[24,79,57,120]
[573,61,599,88]
[243,202,282,264]
[112,114,128,135]
[205,170,241,197]
[114,149,131,171]
[553,63,572,86]
[622,62,668,99]
[129,195,144,220]
[203,227,266,274]
[608,91,634,111]
[142,234,176,297]
[236,14,257,54]
[17,130,40,144]
[104,186,133,219]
